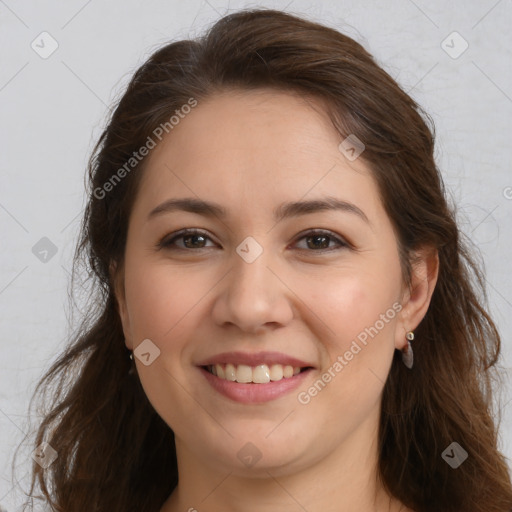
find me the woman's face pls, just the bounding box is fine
[116,89,411,476]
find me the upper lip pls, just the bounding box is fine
[197,351,315,368]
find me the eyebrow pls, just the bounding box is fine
[148,196,370,225]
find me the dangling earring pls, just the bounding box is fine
[402,331,414,369]
[128,350,135,375]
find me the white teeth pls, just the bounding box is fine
[209,363,303,383]
[216,364,225,379]
[236,364,253,383]
[225,363,236,381]
[283,365,294,378]
[253,364,271,384]
[269,364,283,381]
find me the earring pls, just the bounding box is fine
[402,331,414,369]
[128,351,135,375]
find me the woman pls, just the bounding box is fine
[20,8,512,512]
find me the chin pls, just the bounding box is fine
[200,430,312,476]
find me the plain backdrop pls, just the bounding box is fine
[0,0,511,509]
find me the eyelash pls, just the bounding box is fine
[157,228,349,253]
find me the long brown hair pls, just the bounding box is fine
[15,8,512,512]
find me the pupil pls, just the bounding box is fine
[184,235,205,248]
[308,235,328,249]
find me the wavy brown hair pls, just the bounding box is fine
[13,8,512,512]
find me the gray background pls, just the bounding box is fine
[1,0,511,509]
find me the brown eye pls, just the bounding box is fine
[158,228,348,253]
[294,230,348,252]
[159,229,216,250]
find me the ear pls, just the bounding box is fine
[110,260,133,351]
[395,246,439,350]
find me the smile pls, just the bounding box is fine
[199,365,314,404]
[204,363,309,384]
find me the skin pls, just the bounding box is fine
[114,88,439,512]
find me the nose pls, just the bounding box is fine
[210,243,294,334]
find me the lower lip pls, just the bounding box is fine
[198,366,313,404]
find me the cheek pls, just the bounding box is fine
[123,257,218,346]
[293,274,398,425]
[294,264,401,412]
[122,261,207,427]
[296,267,398,348]
[123,259,178,340]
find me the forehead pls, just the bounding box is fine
[158,88,342,158]
[133,88,382,224]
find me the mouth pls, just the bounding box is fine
[196,351,316,403]
[201,363,313,384]
[198,363,315,404]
